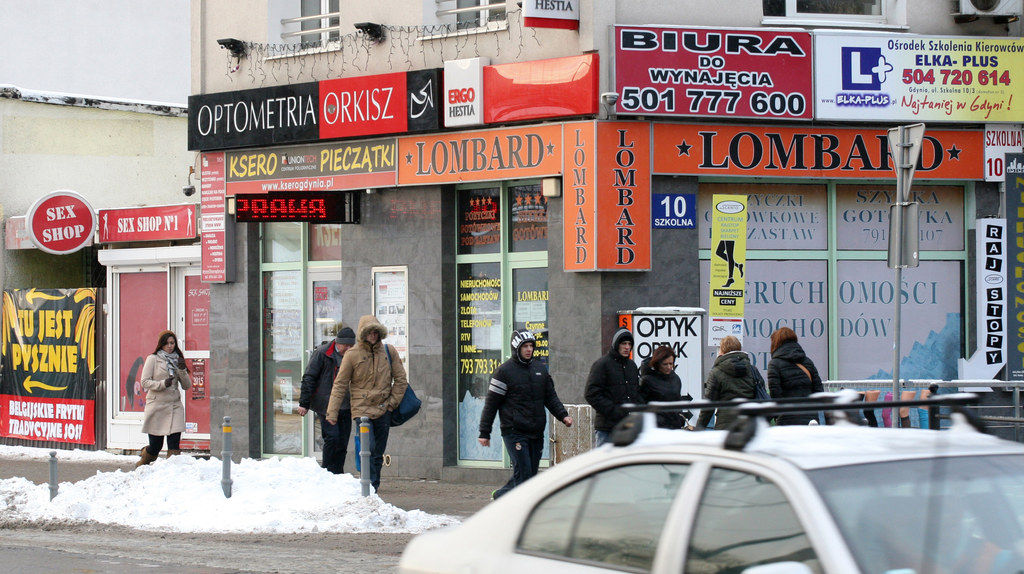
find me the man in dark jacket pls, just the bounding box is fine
[298,326,355,474]
[585,327,642,446]
[479,330,573,500]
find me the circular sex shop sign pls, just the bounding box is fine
[27,190,97,255]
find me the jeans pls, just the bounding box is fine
[317,411,351,474]
[361,415,391,490]
[493,434,543,500]
[593,429,611,447]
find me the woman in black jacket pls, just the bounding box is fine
[766,327,824,425]
[639,345,689,429]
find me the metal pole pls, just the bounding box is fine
[221,416,233,498]
[1015,386,1021,443]
[892,125,906,427]
[48,451,58,501]
[359,416,371,497]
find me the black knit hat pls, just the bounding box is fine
[335,327,356,345]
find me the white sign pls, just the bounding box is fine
[985,124,1023,182]
[629,311,704,403]
[523,0,579,28]
[960,218,1006,381]
[443,57,488,128]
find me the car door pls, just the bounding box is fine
[505,460,697,573]
[677,459,858,574]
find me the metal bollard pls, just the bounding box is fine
[48,451,58,501]
[221,416,233,498]
[359,416,371,497]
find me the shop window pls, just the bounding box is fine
[264,222,302,263]
[262,270,303,455]
[456,182,548,465]
[510,184,547,253]
[115,272,168,414]
[698,182,965,383]
[308,223,342,261]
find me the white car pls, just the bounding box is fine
[400,395,1024,574]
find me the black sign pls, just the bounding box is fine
[189,83,320,151]
[407,69,442,133]
[234,191,360,223]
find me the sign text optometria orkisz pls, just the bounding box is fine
[188,70,442,151]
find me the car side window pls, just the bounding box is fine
[518,463,690,571]
[685,467,822,574]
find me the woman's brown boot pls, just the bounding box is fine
[135,446,158,468]
[167,449,181,457]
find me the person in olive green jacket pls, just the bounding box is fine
[697,336,757,430]
[326,315,407,490]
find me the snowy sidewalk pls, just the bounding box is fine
[0,445,491,533]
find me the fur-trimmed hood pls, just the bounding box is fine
[356,315,388,345]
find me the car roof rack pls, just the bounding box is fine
[610,392,983,451]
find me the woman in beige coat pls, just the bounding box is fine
[326,315,407,490]
[136,330,192,468]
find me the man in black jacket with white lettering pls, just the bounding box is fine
[479,330,573,500]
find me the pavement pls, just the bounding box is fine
[0,452,495,519]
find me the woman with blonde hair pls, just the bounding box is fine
[767,327,823,425]
[696,336,756,430]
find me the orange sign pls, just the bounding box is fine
[398,125,563,185]
[653,124,983,179]
[563,122,596,271]
[597,122,651,271]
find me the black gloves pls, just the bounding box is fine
[164,377,174,388]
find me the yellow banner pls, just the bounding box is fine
[709,195,747,347]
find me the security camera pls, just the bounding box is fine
[601,92,619,105]
[182,185,196,197]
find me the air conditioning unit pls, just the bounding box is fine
[955,0,1023,16]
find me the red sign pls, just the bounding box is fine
[596,122,651,271]
[614,26,813,120]
[563,121,596,271]
[653,124,984,179]
[484,54,598,124]
[201,153,235,283]
[26,191,97,255]
[319,72,408,140]
[97,204,197,243]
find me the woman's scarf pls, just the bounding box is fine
[157,349,178,379]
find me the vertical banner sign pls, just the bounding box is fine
[597,122,651,271]
[709,195,748,347]
[1008,154,1024,380]
[961,218,1006,380]
[1,289,97,444]
[201,152,236,283]
[564,121,596,271]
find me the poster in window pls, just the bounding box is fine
[117,272,168,414]
[457,262,504,462]
[0,288,99,444]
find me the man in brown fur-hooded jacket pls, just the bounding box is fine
[326,314,407,490]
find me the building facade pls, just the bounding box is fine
[189,0,1021,480]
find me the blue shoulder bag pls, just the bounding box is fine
[386,344,421,427]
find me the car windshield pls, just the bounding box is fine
[807,454,1024,574]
